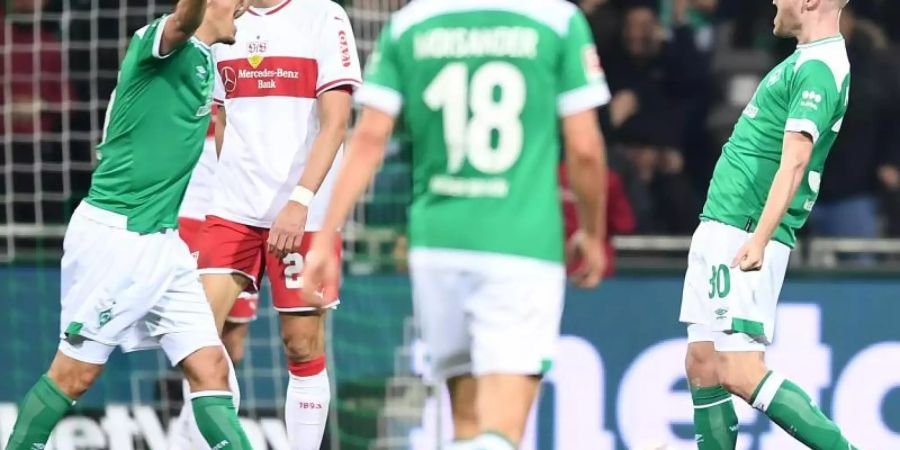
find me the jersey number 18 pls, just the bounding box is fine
[424,62,526,175]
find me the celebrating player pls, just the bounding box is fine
[4,1,254,449]
[679,0,858,449]
[193,0,361,448]
[303,1,610,448]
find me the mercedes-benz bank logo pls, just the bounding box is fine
[221,66,237,93]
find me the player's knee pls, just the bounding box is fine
[182,347,229,391]
[716,354,766,401]
[685,343,718,387]
[282,331,320,363]
[48,366,99,399]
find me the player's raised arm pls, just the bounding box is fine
[159,0,207,57]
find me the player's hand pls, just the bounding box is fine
[302,233,339,308]
[268,201,308,257]
[732,237,765,272]
[566,230,606,289]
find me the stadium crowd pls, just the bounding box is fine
[3,0,900,239]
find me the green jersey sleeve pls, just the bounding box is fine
[355,21,403,117]
[785,60,841,144]
[556,10,611,117]
[132,15,187,66]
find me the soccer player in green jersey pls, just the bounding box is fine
[303,1,610,449]
[4,1,256,449]
[679,0,859,449]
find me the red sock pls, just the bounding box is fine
[287,355,326,377]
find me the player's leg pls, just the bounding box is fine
[8,204,147,449]
[269,232,343,449]
[715,344,857,450]
[409,249,475,445]
[706,222,858,450]
[172,307,252,450]
[279,312,331,450]
[5,350,105,449]
[447,376,479,442]
[156,235,252,449]
[467,255,565,449]
[685,332,738,450]
[679,222,743,449]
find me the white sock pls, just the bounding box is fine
[474,432,517,450]
[285,369,331,450]
[172,349,241,449]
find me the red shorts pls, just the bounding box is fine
[178,217,259,322]
[196,215,341,312]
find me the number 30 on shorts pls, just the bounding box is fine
[283,253,304,289]
[708,264,730,299]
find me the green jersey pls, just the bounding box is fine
[356,0,611,263]
[702,35,850,247]
[86,15,215,234]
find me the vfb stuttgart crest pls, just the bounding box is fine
[247,37,268,68]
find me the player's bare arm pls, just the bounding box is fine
[159,0,207,56]
[302,107,393,303]
[732,131,813,271]
[562,108,608,288]
[267,89,353,257]
[215,106,226,158]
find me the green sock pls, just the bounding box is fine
[5,374,75,450]
[191,393,252,449]
[751,371,856,450]
[474,431,517,450]
[692,384,738,449]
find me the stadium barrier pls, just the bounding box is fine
[2,269,899,449]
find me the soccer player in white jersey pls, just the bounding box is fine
[304,1,610,449]
[192,1,362,448]
[680,0,858,449]
[4,1,256,449]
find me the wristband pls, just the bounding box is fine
[289,186,315,207]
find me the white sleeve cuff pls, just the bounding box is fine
[557,82,612,117]
[355,83,403,117]
[152,15,174,59]
[785,118,821,143]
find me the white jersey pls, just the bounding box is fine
[178,133,217,221]
[209,0,362,229]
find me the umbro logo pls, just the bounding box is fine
[211,440,230,450]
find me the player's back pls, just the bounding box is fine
[360,0,608,263]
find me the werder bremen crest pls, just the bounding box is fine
[247,37,268,68]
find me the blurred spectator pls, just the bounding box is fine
[578,0,621,60]
[615,117,700,234]
[809,7,900,241]
[0,0,74,223]
[560,165,636,278]
[603,3,712,186]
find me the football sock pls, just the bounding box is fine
[5,374,75,450]
[191,392,252,449]
[692,384,739,450]
[285,356,330,450]
[473,431,517,450]
[751,371,856,450]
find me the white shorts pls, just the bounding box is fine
[410,248,565,380]
[58,202,221,366]
[679,221,791,351]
